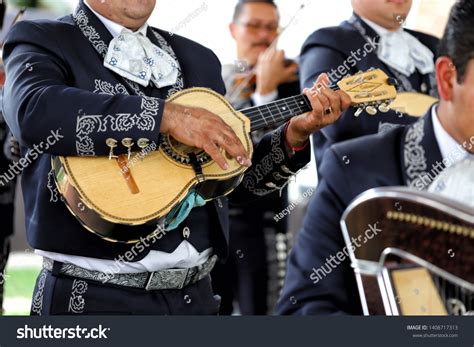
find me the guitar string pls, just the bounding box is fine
[231,95,313,129]
[168,94,312,131]
[170,93,380,131]
[226,74,393,129]
[243,85,340,128]
[243,95,312,129]
[244,88,393,129]
[169,82,389,131]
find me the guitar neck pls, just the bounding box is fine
[239,94,313,132]
[238,68,397,131]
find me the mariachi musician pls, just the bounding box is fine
[211,0,300,315]
[2,0,350,315]
[299,0,440,170]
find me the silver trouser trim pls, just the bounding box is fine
[42,255,217,290]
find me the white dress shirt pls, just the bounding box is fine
[36,0,212,273]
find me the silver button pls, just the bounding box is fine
[420,83,428,93]
[182,226,191,239]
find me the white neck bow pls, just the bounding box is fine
[104,28,179,88]
[377,30,435,77]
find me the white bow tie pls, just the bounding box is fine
[104,28,178,87]
[377,30,434,77]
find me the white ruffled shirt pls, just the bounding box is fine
[362,17,435,76]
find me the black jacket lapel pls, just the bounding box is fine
[341,16,396,77]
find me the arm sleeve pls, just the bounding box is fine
[2,21,165,157]
[229,123,310,203]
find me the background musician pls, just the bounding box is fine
[276,0,474,315]
[211,0,300,316]
[299,0,439,171]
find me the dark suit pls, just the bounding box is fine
[275,108,445,314]
[213,67,300,314]
[300,14,439,168]
[2,0,310,315]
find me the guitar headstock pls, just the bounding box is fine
[337,68,398,117]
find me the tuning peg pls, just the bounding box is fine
[122,138,134,160]
[106,138,118,160]
[378,103,390,113]
[365,105,378,115]
[354,107,364,117]
[137,138,150,150]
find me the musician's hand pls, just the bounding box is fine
[161,103,252,171]
[255,46,298,96]
[285,73,352,147]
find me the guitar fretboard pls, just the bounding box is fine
[239,94,312,132]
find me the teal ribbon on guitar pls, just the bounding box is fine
[164,190,206,231]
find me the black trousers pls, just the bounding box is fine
[30,269,221,315]
[211,206,276,315]
[0,234,10,315]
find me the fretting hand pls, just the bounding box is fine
[285,73,352,147]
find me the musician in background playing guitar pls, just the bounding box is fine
[300,0,440,172]
[276,0,474,315]
[2,0,350,315]
[212,0,300,316]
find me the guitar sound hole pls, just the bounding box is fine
[160,135,211,165]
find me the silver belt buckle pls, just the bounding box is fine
[145,268,189,290]
[145,272,157,291]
